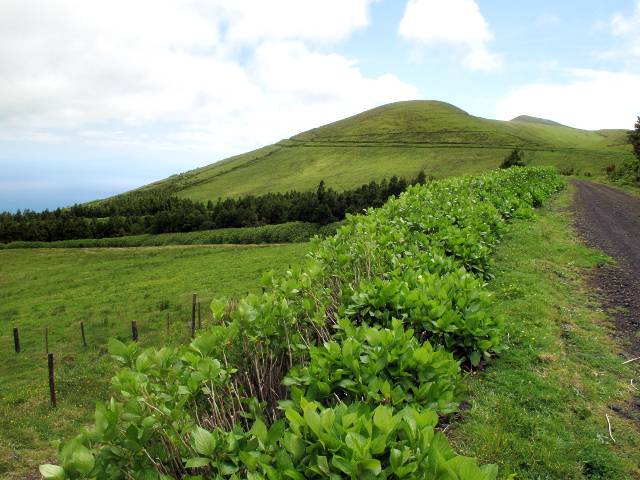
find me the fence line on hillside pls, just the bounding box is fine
[6,293,217,408]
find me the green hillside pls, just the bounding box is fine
[510,115,567,127]
[135,100,633,202]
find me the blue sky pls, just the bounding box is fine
[1,0,640,211]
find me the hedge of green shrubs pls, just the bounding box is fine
[0,222,342,249]
[40,167,563,479]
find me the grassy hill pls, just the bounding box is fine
[133,100,633,202]
[510,115,568,127]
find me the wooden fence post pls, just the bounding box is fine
[131,321,138,342]
[13,327,20,353]
[198,302,202,330]
[48,353,56,407]
[45,327,49,354]
[166,313,170,337]
[80,322,87,347]
[191,293,196,338]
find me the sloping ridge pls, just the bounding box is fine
[128,100,632,203]
[510,115,569,128]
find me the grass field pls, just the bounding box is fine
[449,186,640,479]
[0,243,308,478]
[129,101,634,202]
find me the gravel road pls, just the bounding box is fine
[573,180,640,355]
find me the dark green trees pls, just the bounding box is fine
[499,148,526,169]
[0,171,429,243]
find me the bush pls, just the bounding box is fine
[41,167,564,479]
[499,149,526,169]
[181,402,497,479]
[608,158,640,185]
[344,267,500,365]
[284,319,461,413]
[279,401,498,480]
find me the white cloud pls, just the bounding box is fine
[495,69,640,130]
[398,0,502,72]
[213,0,373,45]
[610,0,640,57]
[611,1,640,35]
[0,0,418,162]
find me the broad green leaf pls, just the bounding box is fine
[360,458,382,476]
[373,405,396,434]
[390,448,403,471]
[282,432,305,461]
[285,409,304,432]
[210,298,227,322]
[185,457,211,468]
[316,455,330,475]
[302,405,323,437]
[192,426,216,457]
[219,462,239,475]
[69,446,94,475]
[469,351,481,367]
[39,464,66,480]
[332,455,355,476]
[107,338,128,359]
[251,418,268,447]
[344,432,368,457]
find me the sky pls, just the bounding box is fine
[2,0,640,211]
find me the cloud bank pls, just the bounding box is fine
[611,0,640,58]
[496,69,640,130]
[398,0,502,71]
[0,0,418,158]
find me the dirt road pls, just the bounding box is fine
[573,180,640,355]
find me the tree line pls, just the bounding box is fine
[0,172,429,243]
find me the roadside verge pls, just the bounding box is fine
[449,184,640,479]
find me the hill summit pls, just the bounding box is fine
[510,115,569,128]
[132,100,632,202]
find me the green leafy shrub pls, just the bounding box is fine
[180,402,498,480]
[284,319,461,413]
[609,116,640,185]
[607,157,640,186]
[279,401,498,480]
[41,167,564,479]
[344,267,500,365]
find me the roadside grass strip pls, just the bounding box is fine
[449,186,640,479]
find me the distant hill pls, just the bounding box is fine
[510,115,569,128]
[129,100,633,202]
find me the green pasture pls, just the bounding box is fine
[0,243,308,478]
